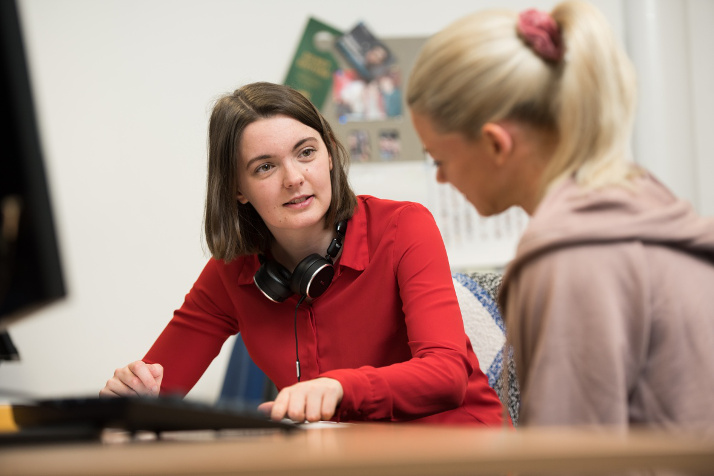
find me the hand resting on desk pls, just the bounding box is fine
[98,362,340,424]
[99,360,163,397]
[258,377,343,423]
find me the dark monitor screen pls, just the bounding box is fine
[0,0,66,332]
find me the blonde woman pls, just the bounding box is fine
[408,1,714,429]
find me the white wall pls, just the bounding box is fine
[623,0,713,213]
[2,0,710,403]
[688,0,714,217]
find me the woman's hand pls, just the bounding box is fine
[99,361,163,397]
[258,377,343,423]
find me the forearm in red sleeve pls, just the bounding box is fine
[323,204,473,421]
[143,259,239,397]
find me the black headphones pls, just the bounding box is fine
[254,220,347,303]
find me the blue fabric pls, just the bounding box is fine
[452,273,505,332]
[452,272,519,426]
[219,334,270,408]
[452,273,506,388]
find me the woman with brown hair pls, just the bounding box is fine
[100,82,505,426]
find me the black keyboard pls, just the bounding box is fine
[4,396,297,444]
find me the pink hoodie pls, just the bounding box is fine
[499,172,714,430]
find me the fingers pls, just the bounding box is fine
[99,375,136,397]
[149,363,163,389]
[269,388,291,421]
[257,401,274,416]
[99,361,163,398]
[304,391,327,422]
[267,378,343,423]
[128,361,161,395]
[321,387,340,420]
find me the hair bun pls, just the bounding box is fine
[517,9,564,63]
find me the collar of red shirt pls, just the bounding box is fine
[233,198,370,285]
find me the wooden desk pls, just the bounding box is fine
[1,423,713,476]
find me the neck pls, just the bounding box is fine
[269,225,335,271]
[506,122,558,215]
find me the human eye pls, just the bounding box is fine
[254,162,274,175]
[426,152,441,168]
[298,147,316,160]
[422,151,441,169]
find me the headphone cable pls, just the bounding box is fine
[294,295,306,382]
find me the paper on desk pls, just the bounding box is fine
[296,421,352,429]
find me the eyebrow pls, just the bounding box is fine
[244,137,318,170]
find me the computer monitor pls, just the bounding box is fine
[0,0,66,334]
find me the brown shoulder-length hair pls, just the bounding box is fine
[204,82,357,262]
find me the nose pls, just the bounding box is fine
[282,159,305,188]
[435,167,447,184]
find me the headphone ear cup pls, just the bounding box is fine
[253,259,293,303]
[291,254,335,299]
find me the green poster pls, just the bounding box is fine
[283,18,342,111]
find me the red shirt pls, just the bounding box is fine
[145,196,504,425]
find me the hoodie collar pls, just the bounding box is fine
[499,172,714,309]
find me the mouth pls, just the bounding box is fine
[284,195,313,206]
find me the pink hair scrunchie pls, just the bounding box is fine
[516,9,564,63]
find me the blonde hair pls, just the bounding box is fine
[407,0,640,195]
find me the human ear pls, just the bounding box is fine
[236,191,249,205]
[481,123,513,165]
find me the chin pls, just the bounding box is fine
[292,211,328,229]
[474,208,495,218]
[471,201,502,218]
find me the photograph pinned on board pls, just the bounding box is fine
[347,130,371,162]
[332,22,402,123]
[283,17,343,110]
[335,22,396,82]
[378,129,401,160]
[332,67,403,123]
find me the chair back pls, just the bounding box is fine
[452,272,520,426]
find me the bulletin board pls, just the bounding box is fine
[283,18,424,163]
[322,35,425,164]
